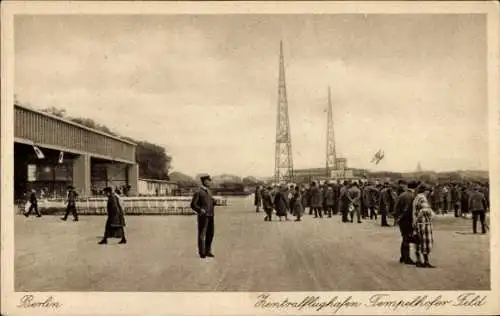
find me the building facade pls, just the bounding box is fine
[14,104,138,199]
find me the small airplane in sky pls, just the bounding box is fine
[371,149,385,165]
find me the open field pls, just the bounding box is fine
[15,197,490,292]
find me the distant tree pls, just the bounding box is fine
[41,106,66,118]
[170,172,197,187]
[135,141,172,180]
[242,176,261,187]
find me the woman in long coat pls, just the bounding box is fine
[98,187,127,244]
[412,183,435,268]
[274,184,289,221]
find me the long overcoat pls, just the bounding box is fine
[105,194,126,238]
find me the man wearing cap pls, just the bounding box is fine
[61,185,79,222]
[190,174,217,258]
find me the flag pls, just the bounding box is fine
[58,151,64,164]
[32,146,45,159]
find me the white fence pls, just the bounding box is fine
[17,196,228,216]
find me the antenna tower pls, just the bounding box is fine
[274,41,294,184]
[326,87,337,177]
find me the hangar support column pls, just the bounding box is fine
[73,154,91,197]
[127,164,138,196]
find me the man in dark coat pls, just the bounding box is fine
[261,186,274,221]
[347,181,362,223]
[394,180,417,264]
[190,174,217,258]
[310,182,323,218]
[324,184,335,218]
[273,184,289,221]
[24,189,42,217]
[61,185,79,222]
[468,185,488,234]
[254,186,262,213]
[451,183,461,217]
[379,182,393,227]
[98,187,126,244]
[364,182,379,220]
[460,185,470,217]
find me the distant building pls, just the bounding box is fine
[292,163,355,184]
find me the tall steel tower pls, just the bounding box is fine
[325,86,337,177]
[274,41,294,184]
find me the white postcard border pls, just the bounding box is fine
[1,1,499,315]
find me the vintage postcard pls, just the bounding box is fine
[1,1,499,315]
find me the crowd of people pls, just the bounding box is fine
[254,178,490,268]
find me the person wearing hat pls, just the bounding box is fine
[379,182,393,227]
[394,180,418,264]
[468,184,488,234]
[61,185,79,222]
[412,183,435,268]
[324,184,335,218]
[254,185,262,213]
[190,174,217,258]
[261,186,274,221]
[309,181,323,219]
[98,187,127,245]
[339,180,351,222]
[347,181,362,223]
[24,189,42,218]
[273,183,289,221]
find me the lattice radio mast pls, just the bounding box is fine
[326,86,337,177]
[274,41,294,184]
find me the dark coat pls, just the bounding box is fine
[394,190,415,231]
[310,187,322,208]
[190,187,216,216]
[29,192,37,205]
[468,191,488,212]
[254,188,262,206]
[363,186,379,208]
[104,194,126,238]
[325,187,335,206]
[274,190,289,216]
[261,189,274,211]
[380,187,394,211]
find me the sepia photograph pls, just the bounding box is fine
[1,1,499,315]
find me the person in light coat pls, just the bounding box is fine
[412,183,435,268]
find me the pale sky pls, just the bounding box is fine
[15,14,488,178]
